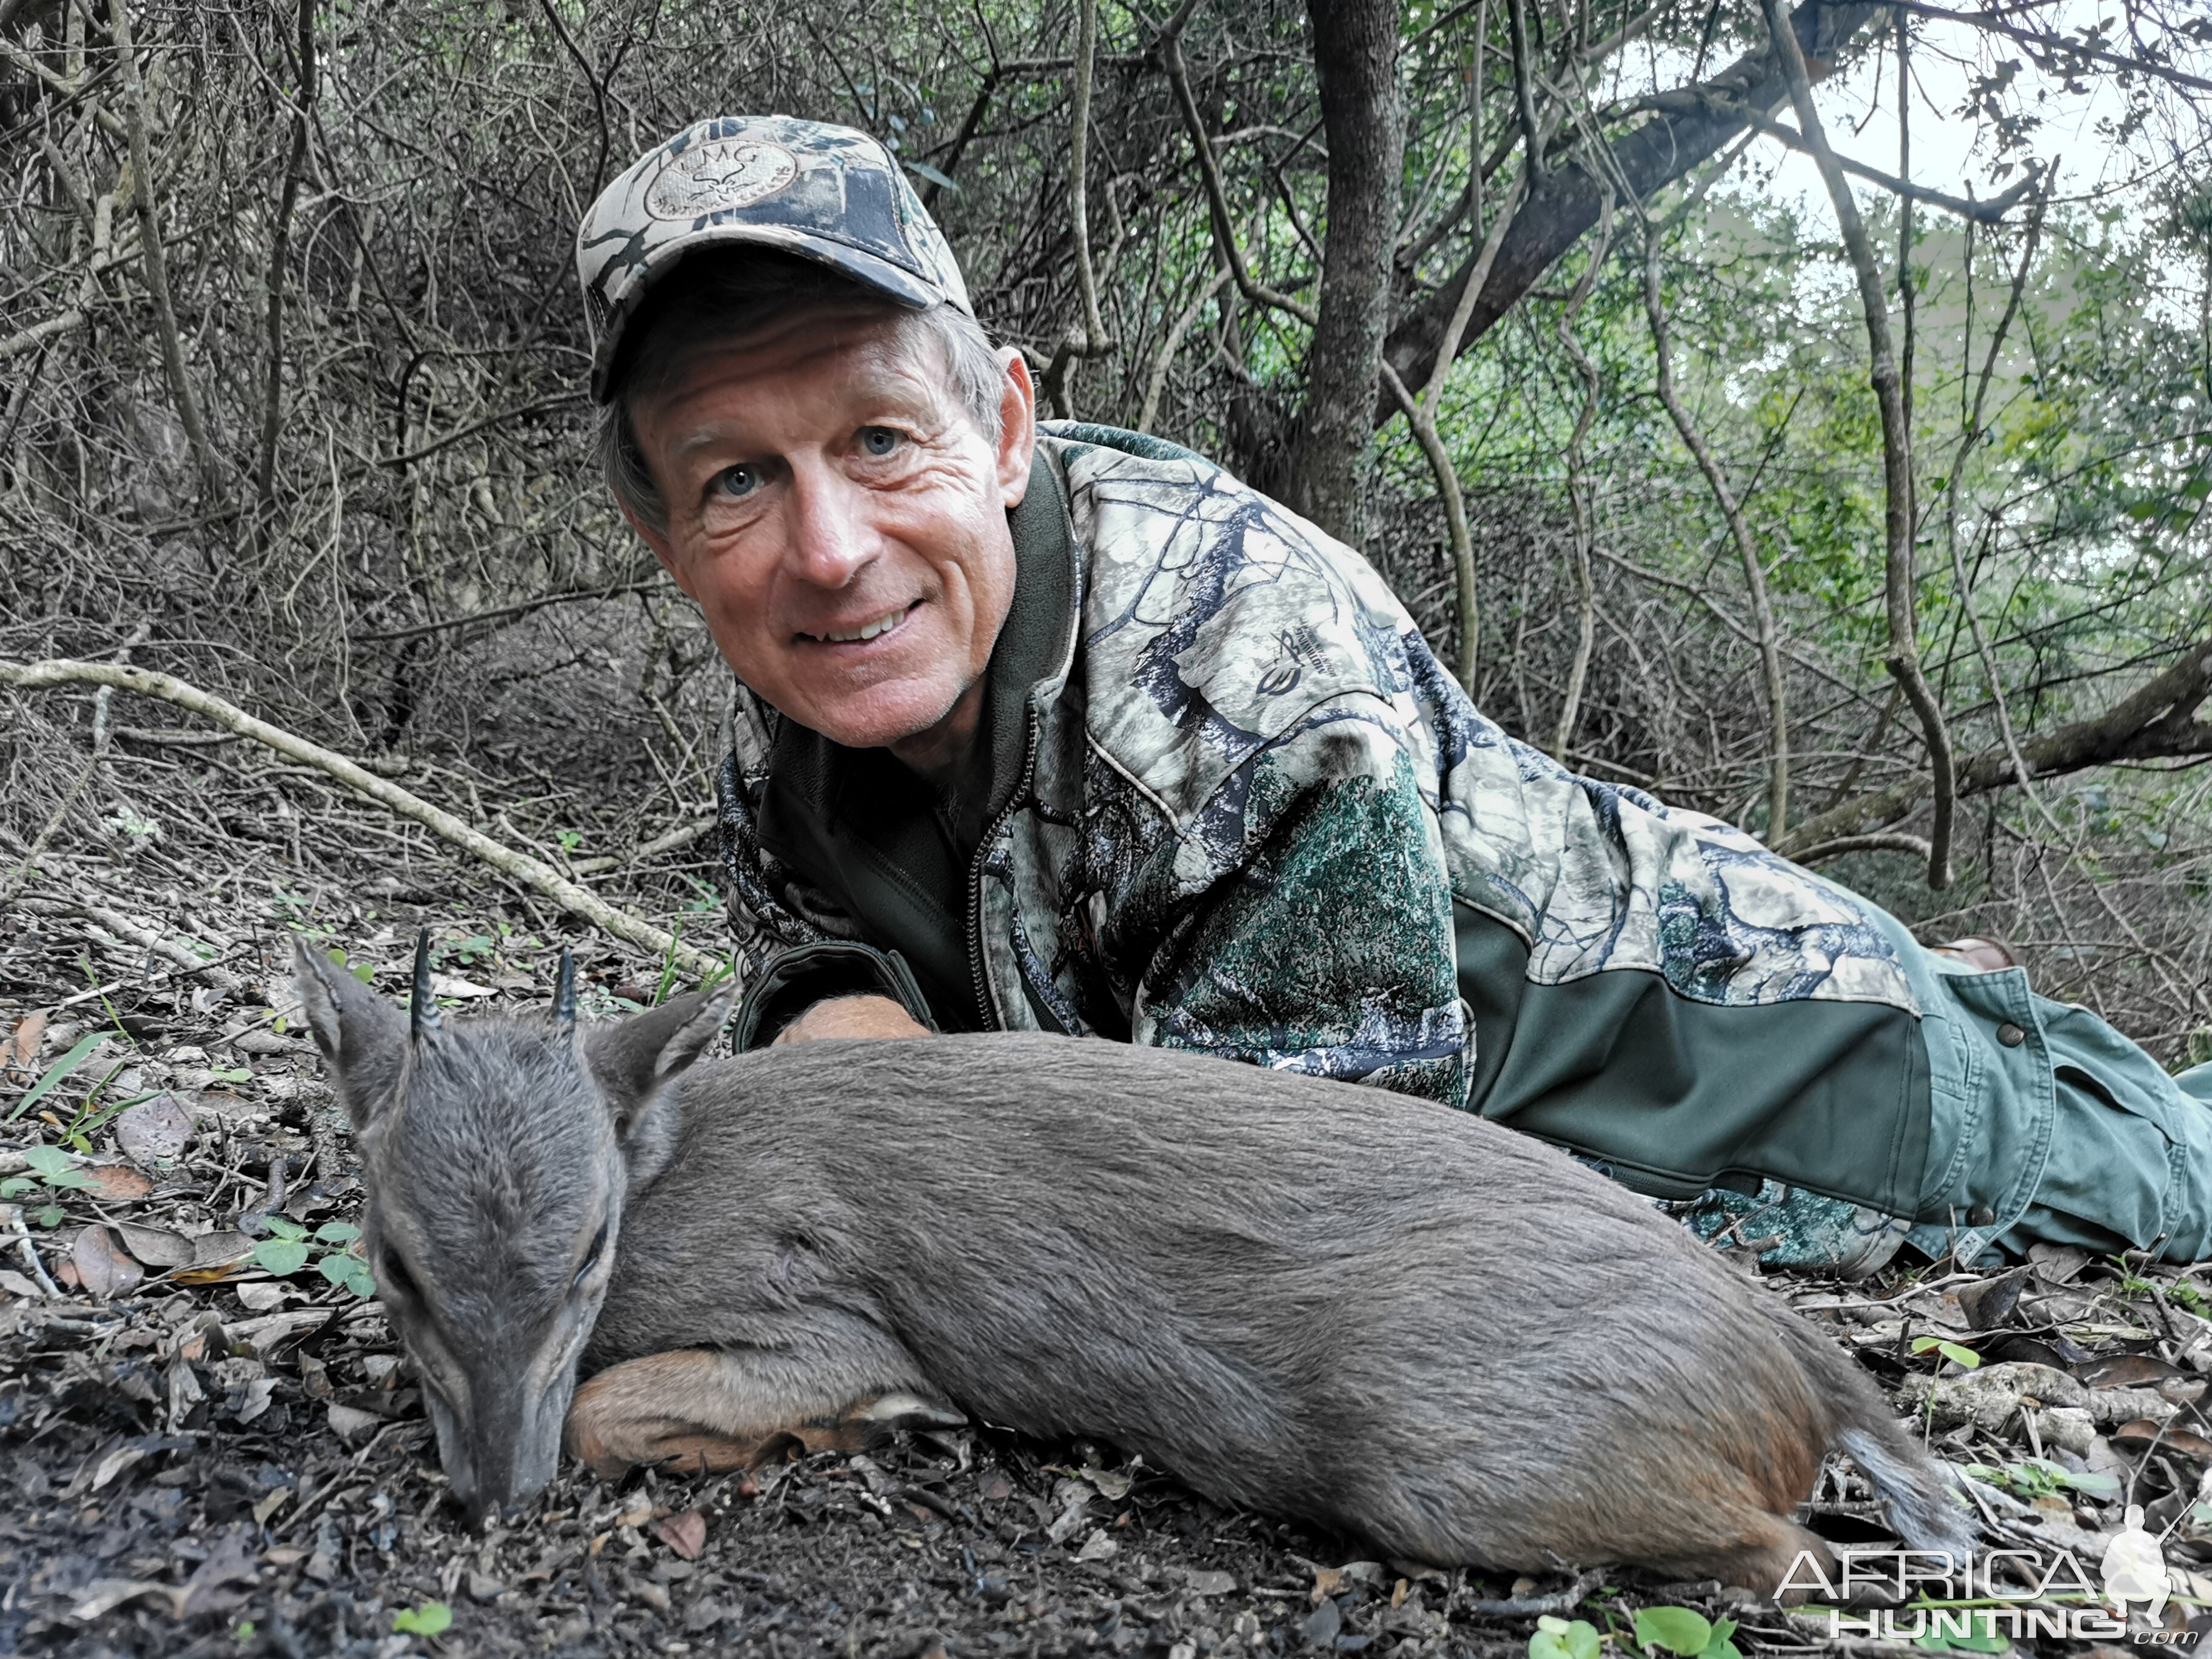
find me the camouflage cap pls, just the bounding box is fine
[575,115,972,403]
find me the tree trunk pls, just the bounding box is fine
[1287,0,1404,548]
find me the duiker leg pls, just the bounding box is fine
[568,1349,965,1478]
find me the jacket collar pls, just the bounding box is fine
[750,448,1079,1027]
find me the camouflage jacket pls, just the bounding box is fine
[716,424,1934,1224]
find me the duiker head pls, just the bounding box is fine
[293,934,732,1524]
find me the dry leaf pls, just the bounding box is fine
[326,1403,382,1441]
[1184,1569,1236,1596]
[69,1578,176,1621]
[233,1281,294,1311]
[2110,1418,2212,1459]
[7,1011,48,1070]
[2079,1353,2188,1390]
[80,1164,155,1204]
[115,1094,196,1164]
[657,1509,708,1560]
[91,1444,147,1490]
[190,1230,253,1267]
[71,1226,143,1298]
[114,1223,195,1268]
[0,1269,43,1299]
[1074,1529,1118,1563]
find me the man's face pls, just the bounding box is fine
[622,303,1035,762]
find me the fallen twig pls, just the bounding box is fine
[0,659,724,980]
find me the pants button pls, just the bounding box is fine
[1968,1205,1997,1227]
[1997,1022,2027,1047]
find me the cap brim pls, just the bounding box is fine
[589,224,944,403]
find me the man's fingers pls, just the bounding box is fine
[771,994,932,1044]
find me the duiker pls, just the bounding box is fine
[295,939,1971,1585]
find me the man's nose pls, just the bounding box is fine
[783,458,877,588]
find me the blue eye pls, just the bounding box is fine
[714,464,760,498]
[859,427,900,457]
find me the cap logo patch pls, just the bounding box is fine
[644,140,799,221]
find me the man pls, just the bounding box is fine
[576,115,2212,1273]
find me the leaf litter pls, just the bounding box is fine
[9,854,2212,1653]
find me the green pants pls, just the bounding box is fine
[1882,906,2212,1266]
[1673,910,2212,1271]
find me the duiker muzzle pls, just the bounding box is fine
[297,938,1972,1583]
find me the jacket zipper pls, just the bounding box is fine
[966,696,1044,1031]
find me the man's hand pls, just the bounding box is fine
[771,994,931,1044]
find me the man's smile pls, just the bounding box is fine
[797,601,918,646]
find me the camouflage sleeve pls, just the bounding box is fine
[1131,697,1469,1108]
[714,728,865,984]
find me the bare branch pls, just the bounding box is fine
[1763,0,1954,888]
[0,660,725,978]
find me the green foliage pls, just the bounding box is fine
[6,1031,108,1123]
[1,1144,91,1227]
[390,1600,453,1636]
[1530,1615,1602,1659]
[1911,1335,1982,1370]
[1631,1606,1738,1659]
[252,1218,374,1296]
[1963,1457,2119,1499]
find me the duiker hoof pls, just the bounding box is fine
[854,1392,967,1430]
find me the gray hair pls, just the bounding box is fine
[596,251,1006,536]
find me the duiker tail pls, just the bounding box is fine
[1768,1300,1977,1557]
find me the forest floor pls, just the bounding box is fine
[6,831,2212,1658]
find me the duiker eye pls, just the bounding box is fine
[574,1221,609,1290]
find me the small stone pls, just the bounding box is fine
[467,1570,505,1603]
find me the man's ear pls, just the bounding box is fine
[585,984,738,1148]
[620,499,695,600]
[994,346,1037,508]
[292,939,406,1131]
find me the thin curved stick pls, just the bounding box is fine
[0,659,723,980]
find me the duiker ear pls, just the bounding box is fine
[292,938,407,1130]
[584,984,737,1144]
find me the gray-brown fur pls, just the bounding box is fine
[297,952,1972,1581]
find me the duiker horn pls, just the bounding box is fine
[409,928,440,1042]
[552,947,577,1035]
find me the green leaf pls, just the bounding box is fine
[7,1031,108,1121]
[1530,1618,1601,1659]
[32,1205,63,1228]
[351,962,375,985]
[1635,1606,1714,1657]
[315,1221,361,1244]
[264,1216,307,1241]
[392,1601,453,1636]
[330,1255,377,1298]
[0,1178,30,1199]
[1910,1335,1980,1369]
[22,1145,77,1178]
[253,1238,311,1275]
[1697,1618,1741,1659]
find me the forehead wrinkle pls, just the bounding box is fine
[654,323,956,461]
